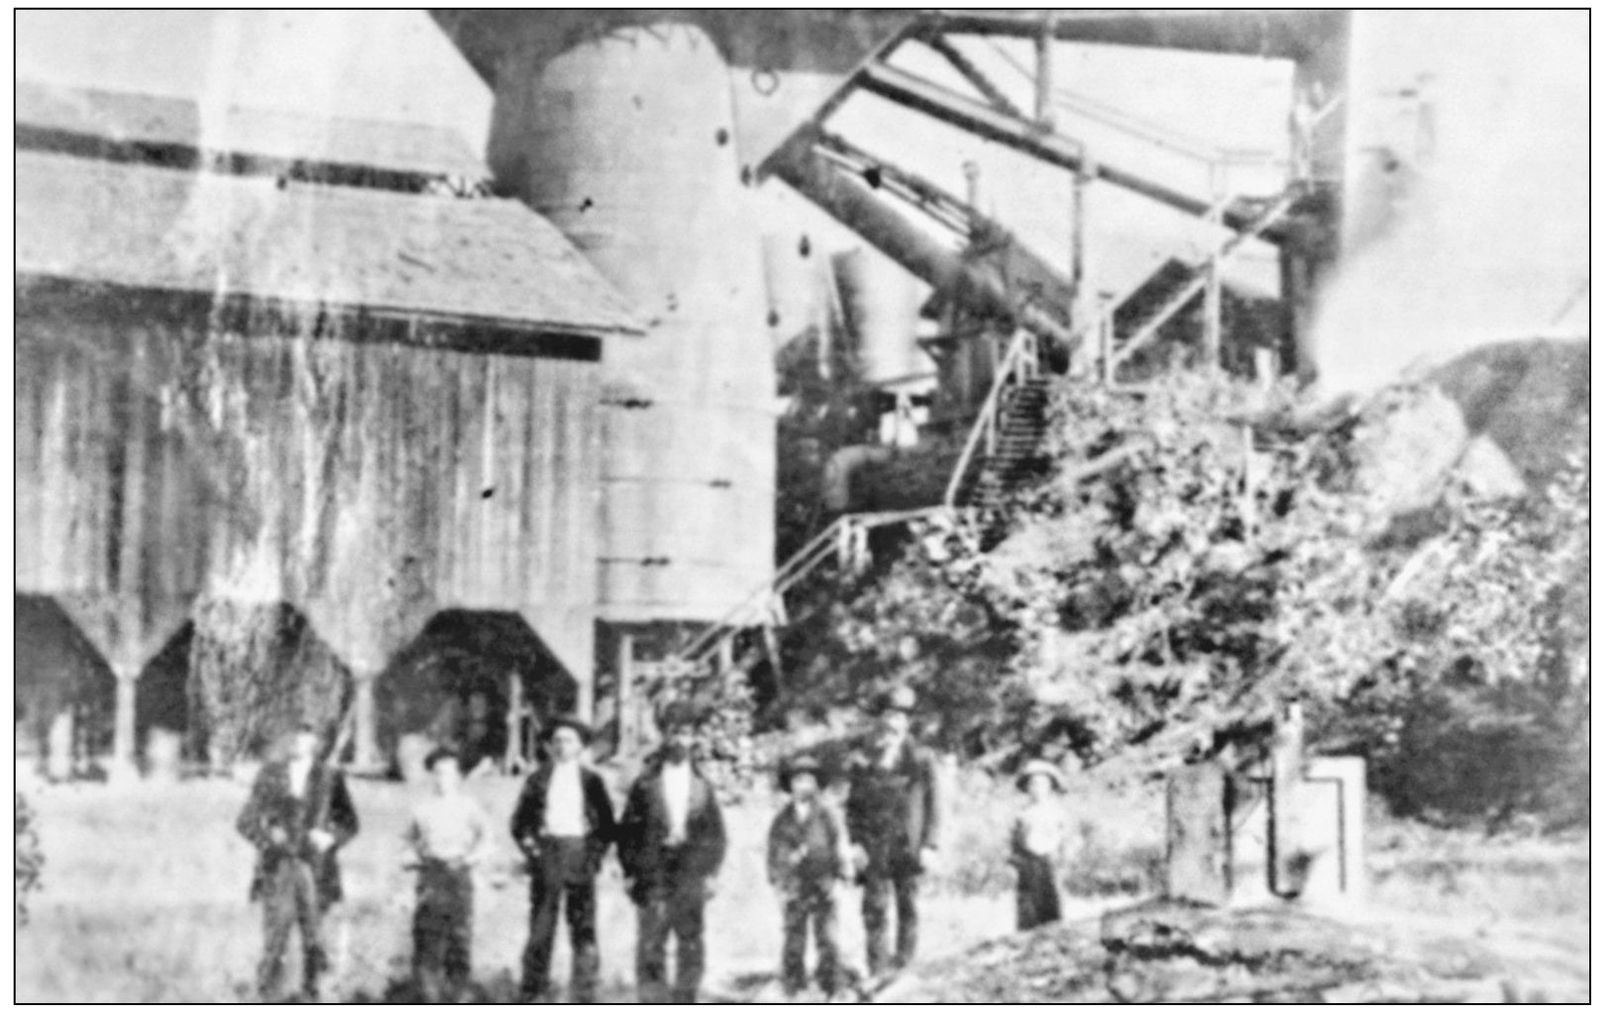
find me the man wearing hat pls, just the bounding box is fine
[766,755,853,998]
[844,685,942,980]
[236,722,360,1002]
[617,701,728,1003]
[510,715,617,1003]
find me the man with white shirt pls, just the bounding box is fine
[509,716,616,1003]
[235,722,359,1002]
[405,747,493,1002]
[617,702,727,1003]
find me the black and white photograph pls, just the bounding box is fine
[13,8,1589,1003]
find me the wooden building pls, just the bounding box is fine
[15,83,642,774]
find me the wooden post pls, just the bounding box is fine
[1034,13,1055,129]
[1203,163,1226,371]
[351,671,382,773]
[615,634,635,756]
[1098,293,1116,387]
[1070,157,1087,369]
[1166,762,1230,905]
[1269,701,1305,897]
[108,666,139,783]
[505,669,524,771]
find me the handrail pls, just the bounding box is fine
[671,504,965,671]
[675,517,849,664]
[943,328,1037,507]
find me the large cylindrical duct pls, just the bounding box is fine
[487,21,775,626]
[832,247,926,386]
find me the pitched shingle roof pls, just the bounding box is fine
[16,79,487,182]
[16,149,643,335]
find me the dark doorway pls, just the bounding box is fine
[376,610,580,774]
[14,595,116,771]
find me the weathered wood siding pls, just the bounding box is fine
[15,285,603,687]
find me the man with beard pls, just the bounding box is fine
[236,722,360,1002]
[617,702,727,1003]
[510,715,616,1003]
[845,686,942,983]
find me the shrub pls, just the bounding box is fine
[16,792,44,925]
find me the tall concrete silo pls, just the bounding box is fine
[476,19,776,643]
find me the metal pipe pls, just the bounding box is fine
[770,132,1077,351]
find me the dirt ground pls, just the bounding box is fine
[14,773,1587,1003]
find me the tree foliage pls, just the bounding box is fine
[800,370,1587,828]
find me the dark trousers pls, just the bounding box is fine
[521,838,599,1002]
[413,860,473,1002]
[635,878,707,1003]
[257,859,326,1000]
[782,882,841,995]
[1015,853,1062,931]
[861,869,920,976]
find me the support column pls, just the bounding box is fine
[109,666,139,784]
[350,670,382,774]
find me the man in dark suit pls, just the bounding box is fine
[845,686,942,981]
[235,722,360,1002]
[617,702,727,1003]
[510,715,617,1003]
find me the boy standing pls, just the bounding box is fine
[766,756,852,999]
[405,747,494,1002]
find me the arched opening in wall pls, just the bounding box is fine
[376,609,579,776]
[14,595,116,776]
[134,622,193,764]
[187,600,353,767]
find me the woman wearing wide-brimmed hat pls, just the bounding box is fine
[1010,759,1068,931]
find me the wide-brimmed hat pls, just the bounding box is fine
[871,685,917,714]
[544,715,593,744]
[1015,759,1066,793]
[778,755,825,790]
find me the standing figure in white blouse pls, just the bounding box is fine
[1010,760,1069,931]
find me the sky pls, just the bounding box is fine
[15,10,491,148]
[16,11,1590,394]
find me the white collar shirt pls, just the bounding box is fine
[662,762,692,841]
[543,759,586,837]
[288,758,313,799]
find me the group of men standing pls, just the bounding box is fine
[235,686,941,1003]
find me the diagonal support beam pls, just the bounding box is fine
[860,62,1289,241]
[921,33,1027,119]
